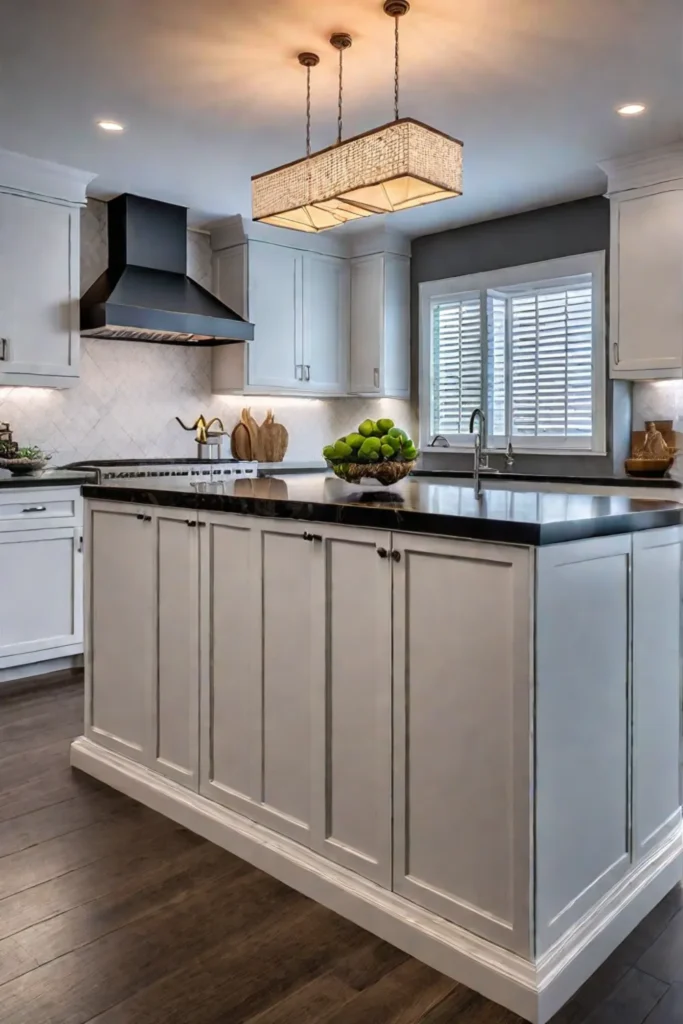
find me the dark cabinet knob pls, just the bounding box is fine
[377,547,388,559]
[391,549,401,563]
[303,532,322,542]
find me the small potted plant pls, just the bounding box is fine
[0,444,52,475]
[322,418,418,486]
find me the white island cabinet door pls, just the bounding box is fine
[199,512,261,814]
[0,527,82,662]
[152,508,200,789]
[392,533,533,956]
[87,503,155,763]
[535,534,631,955]
[309,525,393,886]
[632,527,683,860]
[0,193,79,382]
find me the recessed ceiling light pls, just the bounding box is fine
[97,120,125,132]
[617,103,646,117]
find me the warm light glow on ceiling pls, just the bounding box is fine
[97,120,125,132]
[617,103,646,116]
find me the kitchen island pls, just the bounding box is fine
[71,474,683,1023]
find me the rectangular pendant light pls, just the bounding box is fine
[252,118,463,233]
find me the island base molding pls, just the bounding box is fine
[70,736,683,1024]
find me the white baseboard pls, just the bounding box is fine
[0,653,83,685]
[70,736,683,1024]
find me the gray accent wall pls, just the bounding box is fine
[411,196,631,477]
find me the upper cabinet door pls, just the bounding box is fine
[350,254,384,394]
[350,253,410,398]
[0,194,80,384]
[301,252,349,394]
[247,241,302,391]
[611,189,683,378]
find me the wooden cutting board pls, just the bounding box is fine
[260,410,289,463]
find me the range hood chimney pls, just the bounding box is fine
[81,194,254,346]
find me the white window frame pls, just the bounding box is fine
[419,252,607,455]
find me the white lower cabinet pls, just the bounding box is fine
[0,526,83,663]
[87,502,199,784]
[392,533,533,955]
[199,515,392,882]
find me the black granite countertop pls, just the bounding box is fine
[412,469,681,489]
[81,473,683,546]
[0,469,94,488]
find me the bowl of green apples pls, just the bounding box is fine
[322,417,418,486]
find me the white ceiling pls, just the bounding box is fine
[1,0,681,236]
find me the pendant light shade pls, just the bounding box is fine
[252,1,463,232]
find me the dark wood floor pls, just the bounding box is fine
[1,677,682,1024]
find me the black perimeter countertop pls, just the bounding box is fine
[82,473,683,546]
[0,469,94,488]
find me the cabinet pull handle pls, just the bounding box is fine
[295,364,303,380]
[376,547,388,559]
[198,521,207,528]
[304,365,311,381]
[303,531,322,542]
[77,531,83,553]
[22,506,47,513]
[391,549,401,563]
[0,338,9,362]
[373,367,380,388]
[613,341,619,365]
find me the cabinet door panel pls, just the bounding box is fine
[303,253,349,394]
[632,528,683,860]
[200,514,260,811]
[536,535,631,954]
[88,506,154,761]
[350,255,383,394]
[248,242,301,389]
[0,194,78,377]
[260,525,313,841]
[311,526,392,885]
[393,534,532,955]
[0,528,81,659]
[383,254,411,398]
[154,511,199,788]
[615,192,683,374]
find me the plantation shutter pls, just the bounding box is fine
[431,294,482,436]
[509,275,593,438]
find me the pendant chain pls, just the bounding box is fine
[306,65,312,156]
[337,47,344,144]
[394,14,400,120]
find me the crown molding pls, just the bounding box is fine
[599,143,683,195]
[0,148,96,206]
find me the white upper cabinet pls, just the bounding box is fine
[601,145,683,380]
[0,149,93,388]
[211,217,407,398]
[301,251,349,394]
[350,252,411,398]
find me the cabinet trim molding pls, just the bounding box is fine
[0,147,95,206]
[600,142,683,195]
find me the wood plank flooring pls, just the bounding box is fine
[1,674,682,1024]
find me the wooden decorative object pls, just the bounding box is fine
[625,420,676,477]
[259,411,289,463]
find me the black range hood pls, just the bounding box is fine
[81,194,254,346]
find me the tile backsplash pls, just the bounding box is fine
[0,199,414,466]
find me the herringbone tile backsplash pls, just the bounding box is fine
[0,199,414,465]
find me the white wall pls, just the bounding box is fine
[0,200,415,466]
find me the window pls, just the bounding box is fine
[420,253,606,453]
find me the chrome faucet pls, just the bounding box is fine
[469,408,489,498]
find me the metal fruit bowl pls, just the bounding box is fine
[327,459,416,487]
